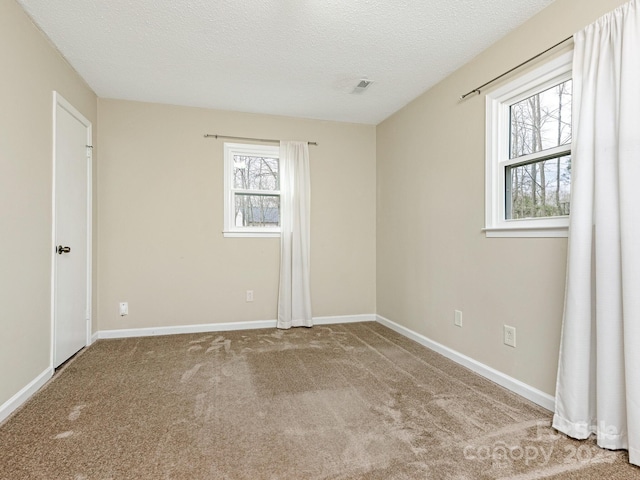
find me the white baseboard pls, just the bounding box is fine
[97,320,277,339]
[95,314,376,340]
[314,314,377,324]
[375,315,555,412]
[0,367,53,424]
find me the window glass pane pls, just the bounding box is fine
[234,194,280,227]
[506,155,571,219]
[510,80,572,159]
[233,155,279,191]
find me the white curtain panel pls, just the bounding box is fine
[553,0,640,466]
[277,141,312,329]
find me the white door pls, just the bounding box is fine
[52,93,92,368]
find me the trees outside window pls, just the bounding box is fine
[507,80,572,219]
[232,155,280,227]
[485,51,573,237]
[223,143,280,237]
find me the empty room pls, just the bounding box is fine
[1,0,639,478]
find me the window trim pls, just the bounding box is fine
[223,142,281,238]
[484,51,573,238]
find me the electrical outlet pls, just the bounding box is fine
[246,290,254,302]
[119,302,128,316]
[504,325,516,347]
[454,310,463,327]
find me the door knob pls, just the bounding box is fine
[57,245,71,254]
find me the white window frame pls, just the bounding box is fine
[223,142,281,238]
[484,51,573,238]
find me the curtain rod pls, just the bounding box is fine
[459,35,574,100]
[204,134,318,146]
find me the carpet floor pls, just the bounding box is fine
[0,322,638,479]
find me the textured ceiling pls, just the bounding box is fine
[18,0,556,124]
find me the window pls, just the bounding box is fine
[223,143,280,237]
[485,52,573,237]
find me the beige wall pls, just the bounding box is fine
[376,0,629,396]
[0,0,97,406]
[97,99,376,330]
[3,0,629,412]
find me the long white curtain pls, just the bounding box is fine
[277,141,312,329]
[553,0,640,466]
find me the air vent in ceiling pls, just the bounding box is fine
[352,79,374,94]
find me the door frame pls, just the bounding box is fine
[50,91,93,369]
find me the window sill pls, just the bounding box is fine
[483,225,568,238]
[223,231,280,238]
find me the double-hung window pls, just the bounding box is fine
[223,143,280,237]
[485,52,573,237]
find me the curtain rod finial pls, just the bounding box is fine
[460,89,481,100]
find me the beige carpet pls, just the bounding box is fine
[1,322,638,479]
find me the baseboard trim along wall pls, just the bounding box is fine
[95,314,377,340]
[96,319,277,340]
[376,315,556,411]
[0,367,53,424]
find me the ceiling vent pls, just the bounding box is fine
[352,79,374,94]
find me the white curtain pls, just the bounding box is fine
[553,0,640,466]
[277,141,312,329]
